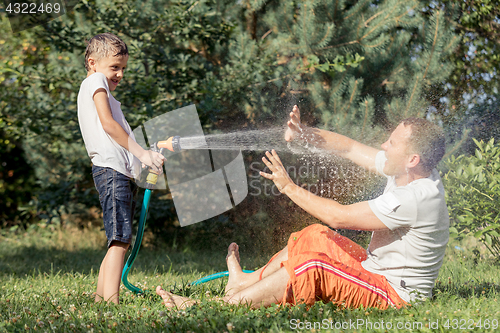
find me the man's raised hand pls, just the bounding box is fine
[285,105,303,142]
[260,150,294,193]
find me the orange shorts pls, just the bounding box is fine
[270,224,406,309]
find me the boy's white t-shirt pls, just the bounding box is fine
[77,72,140,179]
[362,151,450,302]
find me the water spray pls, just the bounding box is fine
[122,140,254,295]
[156,127,315,153]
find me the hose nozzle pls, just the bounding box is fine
[157,136,181,152]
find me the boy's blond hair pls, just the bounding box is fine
[84,33,128,71]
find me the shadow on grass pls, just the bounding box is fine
[0,245,233,278]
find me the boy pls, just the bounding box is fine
[77,33,165,304]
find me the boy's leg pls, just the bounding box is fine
[95,256,106,302]
[96,241,129,304]
[92,167,136,304]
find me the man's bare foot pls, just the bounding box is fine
[226,242,240,263]
[156,286,196,309]
[225,242,248,296]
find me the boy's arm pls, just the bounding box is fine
[93,89,165,172]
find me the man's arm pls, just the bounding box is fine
[261,150,388,231]
[286,105,381,174]
[284,184,387,230]
[93,89,165,172]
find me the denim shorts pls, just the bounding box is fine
[92,165,138,248]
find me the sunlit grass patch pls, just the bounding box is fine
[1,226,499,332]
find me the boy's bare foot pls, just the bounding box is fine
[156,286,196,309]
[225,242,248,296]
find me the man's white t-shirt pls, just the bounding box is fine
[77,72,140,179]
[362,151,449,302]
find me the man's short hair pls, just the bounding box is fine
[401,117,446,172]
[84,33,128,71]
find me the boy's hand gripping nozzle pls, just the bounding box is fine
[145,142,165,189]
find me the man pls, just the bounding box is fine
[156,105,449,309]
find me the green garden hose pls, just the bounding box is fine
[121,163,159,294]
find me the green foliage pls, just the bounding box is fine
[254,0,460,142]
[1,0,462,231]
[425,0,500,136]
[0,134,37,227]
[443,138,500,258]
[439,0,500,98]
[442,97,500,162]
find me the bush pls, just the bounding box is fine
[443,138,500,258]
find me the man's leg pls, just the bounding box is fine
[156,266,290,309]
[96,241,129,304]
[224,267,289,307]
[225,243,289,296]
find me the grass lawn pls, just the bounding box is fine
[1,224,499,332]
